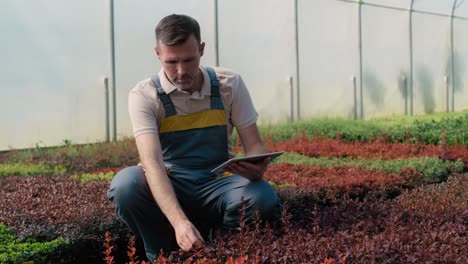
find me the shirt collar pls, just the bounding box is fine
[157,66,211,98]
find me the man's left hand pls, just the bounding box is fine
[227,157,270,181]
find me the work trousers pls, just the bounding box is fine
[107,166,278,261]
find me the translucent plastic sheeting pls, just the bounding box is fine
[0,0,111,150]
[454,19,468,110]
[361,6,410,118]
[298,0,359,119]
[412,13,451,115]
[2,0,468,151]
[114,0,216,136]
[454,0,468,17]
[363,0,411,9]
[218,0,296,124]
[412,0,454,16]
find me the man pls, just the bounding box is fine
[107,14,278,262]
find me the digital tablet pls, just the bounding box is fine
[210,151,284,173]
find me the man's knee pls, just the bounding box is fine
[225,180,278,225]
[107,166,147,208]
[246,180,278,217]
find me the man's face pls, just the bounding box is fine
[155,34,205,92]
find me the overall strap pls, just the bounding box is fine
[206,67,224,110]
[150,75,177,117]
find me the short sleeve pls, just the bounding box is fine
[128,88,159,137]
[229,74,258,129]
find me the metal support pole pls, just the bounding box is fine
[444,75,450,112]
[294,0,301,120]
[351,75,357,120]
[337,0,468,20]
[409,0,414,116]
[450,0,458,112]
[104,77,110,142]
[109,0,117,141]
[214,0,220,67]
[358,0,363,119]
[402,75,408,115]
[289,76,294,122]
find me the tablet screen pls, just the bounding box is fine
[210,151,284,173]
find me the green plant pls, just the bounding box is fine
[62,139,73,148]
[71,172,115,182]
[0,162,66,177]
[255,110,468,145]
[0,224,68,264]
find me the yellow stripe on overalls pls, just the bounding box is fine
[159,109,227,133]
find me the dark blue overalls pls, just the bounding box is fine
[107,67,278,261]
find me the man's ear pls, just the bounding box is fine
[199,42,205,57]
[154,46,160,59]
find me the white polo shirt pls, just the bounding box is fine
[128,66,258,152]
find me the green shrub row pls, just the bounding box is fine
[274,153,464,183]
[0,162,66,177]
[71,172,115,182]
[257,111,468,145]
[0,224,68,264]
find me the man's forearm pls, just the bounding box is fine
[244,142,269,156]
[144,165,188,227]
[237,124,269,156]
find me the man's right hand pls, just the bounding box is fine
[174,220,204,251]
[135,134,204,251]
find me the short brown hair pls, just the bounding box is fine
[155,14,201,46]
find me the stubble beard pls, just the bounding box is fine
[173,75,194,90]
[172,70,202,93]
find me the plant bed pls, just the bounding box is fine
[257,111,468,145]
[1,112,467,263]
[0,175,128,263]
[265,163,406,203]
[0,162,432,263]
[0,138,139,174]
[104,174,467,263]
[265,134,468,169]
[274,153,464,184]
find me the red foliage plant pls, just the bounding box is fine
[1,159,465,263]
[0,176,116,240]
[264,163,406,201]
[104,231,115,264]
[104,174,467,263]
[266,134,468,167]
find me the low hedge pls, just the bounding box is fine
[275,153,464,183]
[0,162,66,177]
[0,224,68,264]
[257,111,468,145]
[267,136,468,169]
[71,172,115,182]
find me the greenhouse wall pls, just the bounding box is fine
[1,0,467,150]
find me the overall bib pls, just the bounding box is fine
[108,67,278,261]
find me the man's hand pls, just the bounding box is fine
[174,220,204,251]
[227,157,270,181]
[135,134,204,251]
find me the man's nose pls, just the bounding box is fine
[176,63,186,75]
